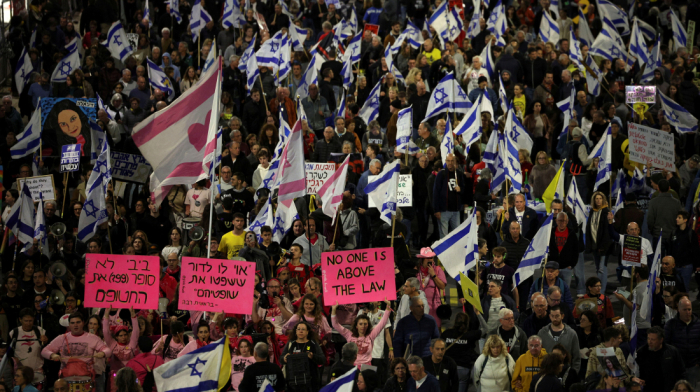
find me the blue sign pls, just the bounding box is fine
[60,144,82,172]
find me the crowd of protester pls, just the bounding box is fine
[2,0,700,391]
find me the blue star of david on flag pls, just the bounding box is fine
[113,34,122,46]
[274,216,286,234]
[457,88,467,100]
[83,200,99,218]
[510,126,520,142]
[59,62,73,76]
[434,88,447,104]
[270,42,278,53]
[188,357,207,377]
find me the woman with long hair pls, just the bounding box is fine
[284,278,303,310]
[519,149,533,180]
[382,358,409,392]
[13,366,38,392]
[283,293,331,336]
[473,335,515,392]
[281,321,325,391]
[178,321,211,357]
[137,316,153,337]
[115,367,142,392]
[180,66,199,93]
[586,191,612,293]
[529,354,563,391]
[530,151,556,199]
[581,103,598,138]
[258,124,279,154]
[331,300,392,367]
[44,99,92,156]
[259,320,283,366]
[523,100,551,157]
[673,380,695,392]
[103,307,139,391]
[161,228,183,259]
[356,369,381,392]
[551,344,579,389]
[230,337,255,391]
[17,260,35,291]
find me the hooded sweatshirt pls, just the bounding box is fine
[511,348,547,392]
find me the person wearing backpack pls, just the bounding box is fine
[9,308,47,377]
[473,335,515,392]
[126,337,164,392]
[151,321,189,363]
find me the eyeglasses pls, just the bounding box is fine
[501,317,514,321]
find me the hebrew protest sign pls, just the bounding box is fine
[628,122,675,171]
[368,174,413,207]
[60,144,82,172]
[305,163,336,194]
[110,151,153,183]
[321,248,396,306]
[84,254,160,309]
[179,257,256,312]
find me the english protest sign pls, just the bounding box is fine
[84,254,160,309]
[321,248,396,306]
[17,175,56,201]
[179,257,256,312]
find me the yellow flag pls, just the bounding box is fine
[542,160,566,213]
[459,272,483,314]
[218,336,231,391]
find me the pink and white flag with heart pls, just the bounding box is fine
[132,57,222,205]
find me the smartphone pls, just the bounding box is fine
[615,288,630,298]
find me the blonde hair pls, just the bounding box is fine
[482,335,506,357]
[406,68,423,85]
[519,149,531,164]
[535,151,549,166]
[590,191,609,211]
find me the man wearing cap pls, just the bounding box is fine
[467,76,497,109]
[528,262,574,310]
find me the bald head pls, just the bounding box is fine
[626,222,640,236]
[55,379,69,392]
[509,221,521,239]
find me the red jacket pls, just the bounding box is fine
[126,353,164,392]
[160,275,178,303]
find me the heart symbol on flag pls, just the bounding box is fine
[187,110,212,151]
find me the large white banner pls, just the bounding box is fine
[628,122,675,171]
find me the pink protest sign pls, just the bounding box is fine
[321,248,397,306]
[179,257,256,312]
[84,254,160,309]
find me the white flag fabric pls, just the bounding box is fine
[487,0,507,45]
[170,0,183,22]
[585,54,602,96]
[143,0,153,27]
[320,367,357,392]
[222,0,246,28]
[271,199,300,242]
[5,183,35,253]
[424,72,472,120]
[319,154,350,224]
[566,177,588,234]
[467,0,481,39]
[296,54,319,100]
[154,337,229,392]
[598,0,630,35]
[365,161,400,224]
[90,118,107,164]
[445,6,465,42]
[34,196,50,258]
[359,77,383,124]
[504,108,533,162]
[77,146,110,242]
[395,106,413,154]
[103,22,134,62]
[202,40,217,73]
[513,213,554,286]
[428,2,449,43]
[659,90,698,133]
[539,11,560,43]
[277,120,307,202]
[431,208,480,279]
[577,8,595,47]
[341,55,353,89]
[503,115,523,192]
[51,37,80,83]
[479,42,495,80]
[440,116,455,167]
[454,94,482,149]
[568,26,585,72]
[246,196,271,240]
[245,53,260,94]
[256,31,285,71]
[238,34,256,73]
[640,234,662,322]
[670,10,687,50]
[641,34,661,83]
[587,124,612,191]
[628,19,650,68]
[406,20,425,49]
[147,58,174,96]
[11,103,42,159]
[344,33,362,64]
[289,21,307,52]
[190,0,213,41]
[348,8,358,33]
[14,47,34,94]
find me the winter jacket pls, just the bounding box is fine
[474,354,515,392]
[537,324,581,372]
[393,314,440,358]
[647,192,681,240]
[302,95,331,131]
[512,348,547,392]
[548,226,580,269]
[502,235,531,270]
[664,313,700,367]
[528,374,563,392]
[521,57,548,89]
[313,137,342,163]
[670,225,700,269]
[432,168,469,212]
[636,343,686,392]
[488,325,528,361]
[613,205,645,235]
[501,207,541,241]
[481,294,520,323]
[586,208,612,254]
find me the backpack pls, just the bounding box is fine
[140,357,159,392]
[476,355,512,385]
[10,326,42,351]
[163,334,190,359]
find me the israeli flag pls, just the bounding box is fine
[204,128,223,182]
[190,0,213,41]
[505,108,533,153]
[359,76,383,124]
[636,18,656,41]
[6,183,35,253]
[11,102,42,159]
[90,118,107,164]
[51,37,80,83]
[424,72,472,120]
[480,41,495,80]
[513,213,554,286]
[454,94,482,150]
[170,0,182,23]
[348,8,358,33]
[598,0,630,35]
[423,20,433,38]
[289,21,307,51]
[446,6,464,42]
[341,56,353,89]
[432,207,480,279]
[587,123,612,191]
[333,19,352,43]
[641,34,662,83]
[245,53,261,95]
[670,10,688,52]
[627,295,639,377]
[320,367,357,392]
[585,54,602,96]
[539,10,560,43]
[395,106,413,154]
[154,337,230,392]
[296,54,318,100]
[34,195,50,258]
[556,84,576,139]
[365,161,400,224]
[611,186,624,214]
[491,133,508,192]
[440,116,455,167]
[659,90,698,133]
[257,31,285,71]
[337,89,347,118]
[296,97,306,120]
[246,196,271,240]
[143,0,153,27]
[384,43,395,71]
[96,92,113,120]
[14,47,34,94]
[223,0,245,28]
[29,28,37,48]
[103,22,134,63]
[467,0,481,39]
[277,36,292,85]
[147,58,174,96]
[566,177,588,234]
[406,20,425,49]
[639,234,663,322]
[504,119,523,192]
[568,26,585,72]
[590,27,626,62]
[344,33,362,64]
[271,199,299,242]
[78,146,110,242]
[498,72,509,114]
[202,40,217,73]
[487,0,507,44]
[628,19,650,68]
[429,2,449,43]
[238,34,257,73]
[483,127,499,174]
[577,8,595,47]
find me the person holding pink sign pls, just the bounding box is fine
[331,299,392,367]
[102,307,139,392]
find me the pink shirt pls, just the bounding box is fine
[331,310,390,366]
[41,332,112,374]
[151,335,185,363]
[103,317,139,368]
[282,314,332,337]
[230,356,256,391]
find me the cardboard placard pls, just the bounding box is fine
[17,175,56,201]
[110,151,153,183]
[628,122,675,171]
[60,144,82,172]
[625,85,656,104]
[321,248,397,306]
[305,163,336,194]
[620,235,643,267]
[84,254,160,309]
[368,174,412,207]
[364,24,379,36]
[179,257,256,312]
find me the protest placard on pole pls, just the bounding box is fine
[628,122,675,171]
[84,254,161,309]
[179,257,256,312]
[321,248,397,306]
[60,144,82,172]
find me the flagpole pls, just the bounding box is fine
[390,170,399,248]
[61,173,68,218]
[630,266,635,295]
[540,254,548,293]
[207,172,215,258]
[331,209,340,245]
[106,221,114,254]
[198,38,201,69]
[259,78,269,112]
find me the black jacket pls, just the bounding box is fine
[521,56,548,89]
[312,138,342,163]
[242,98,266,140]
[670,225,700,269]
[585,208,612,254]
[636,343,686,392]
[548,225,580,269]
[501,207,541,241]
[408,93,431,129]
[502,235,531,270]
[529,373,563,392]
